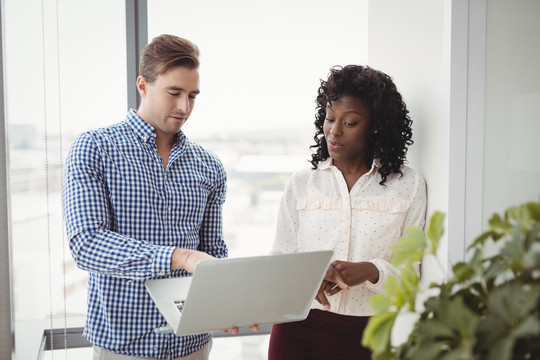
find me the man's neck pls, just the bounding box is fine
[155,132,175,169]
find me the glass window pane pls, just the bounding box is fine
[4,0,368,357]
[148,0,369,258]
[148,1,368,358]
[3,0,126,356]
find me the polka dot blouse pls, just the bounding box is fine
[271,158,427,316]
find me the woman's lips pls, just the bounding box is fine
[327,140,344,151]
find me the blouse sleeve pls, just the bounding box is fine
[270,174,299,255]
[365,171,428,293]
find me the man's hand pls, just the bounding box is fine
[170,249,215,273]
[315,265,349,310]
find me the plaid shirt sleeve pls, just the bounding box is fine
[197,161,228,258]
[63,132,174,279]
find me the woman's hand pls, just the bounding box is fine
[315,265,349,310]
[324,260,379,297]
[222,325,259,335]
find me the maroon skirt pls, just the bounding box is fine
[268,309,372,360]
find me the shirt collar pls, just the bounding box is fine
[125,109,186,146]
[318,158,333,170]
[319,157,382,174]
[125,109,154,143]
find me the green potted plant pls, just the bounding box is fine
[362,198,540,360]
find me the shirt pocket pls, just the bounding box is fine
[295,196,342,253]
[351,196,410,254]
[295,197,342,211]
[351,197,408,214]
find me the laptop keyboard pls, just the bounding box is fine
[174,300,185,313]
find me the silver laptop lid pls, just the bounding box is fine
[146,250,333,336]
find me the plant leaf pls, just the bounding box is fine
[391,225,426,267]
[426,211,445,254]
[370,294,392,314]
[488,213,512,239]
[512,316,540,338]
[488,281,539,324]
[470,230,496,248]
[525,200,540,221]
[525,222,540,250]
[417,318,455,339]
[404,340,447,360]
[362,311,397,354]
[372,349,396,360]
[487,338,514,360]
[452,262,474,282]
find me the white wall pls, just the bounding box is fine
[368,0,456,272]
[483,0,540,225]
[368,0,540,270]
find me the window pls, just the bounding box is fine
[147,0,369,259]
[4,0,368,358]
[4,0,127,358]
[147,1,368,358]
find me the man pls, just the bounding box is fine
[63,34,228,359]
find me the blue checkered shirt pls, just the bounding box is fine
[63,110,228,359]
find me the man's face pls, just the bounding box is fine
[137,66,200,138]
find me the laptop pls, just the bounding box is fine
[145,250,333,336]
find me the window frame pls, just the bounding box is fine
[0,0,16,356]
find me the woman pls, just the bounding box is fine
[268,65,427,359]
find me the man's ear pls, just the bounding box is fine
[136,76,148,97]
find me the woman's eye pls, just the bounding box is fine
[325,118,334,123]
[345,122,357,127]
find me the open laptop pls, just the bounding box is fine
[145,250,333,336]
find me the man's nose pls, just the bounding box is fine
[176,95,190,113]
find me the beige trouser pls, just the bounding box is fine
[93,340,212,360]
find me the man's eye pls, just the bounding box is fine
[168,92,179,96]
[189,95,197,100]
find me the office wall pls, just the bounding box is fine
[368,0,455,271]
[483,0,540,224]
[368,0,540,268]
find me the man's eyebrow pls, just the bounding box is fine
[166,86,200,94]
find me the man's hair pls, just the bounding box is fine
[310,65,413,185]
[139,34,200,83]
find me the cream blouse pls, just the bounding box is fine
[271,158,427,316]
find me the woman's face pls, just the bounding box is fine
[323,95,372,168]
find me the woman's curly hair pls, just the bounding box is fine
[310,65,413,185]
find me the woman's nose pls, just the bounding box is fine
[330,122,342,136]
